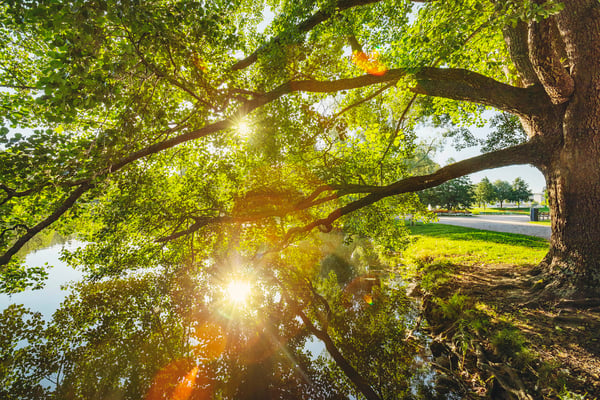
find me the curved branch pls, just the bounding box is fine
[101,67,547,175]
[0,223,29,242]
[0,66,545,265]
[0,72,402,264]
[156,216,231,243]
[110,71,407,173]
[0,184,40,206]
[286,139,543,239]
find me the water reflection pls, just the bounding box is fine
[0,241,83,318]
[0,236,462,399]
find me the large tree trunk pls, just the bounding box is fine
[506,0,600,299]
[539,149,600,297]
[539,110,600,298]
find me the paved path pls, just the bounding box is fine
[437,214,551,240]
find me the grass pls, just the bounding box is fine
[529,220,551,226]
[403,223,549,266]
[470,206,549,215]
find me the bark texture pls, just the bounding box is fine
[524,0,600,297]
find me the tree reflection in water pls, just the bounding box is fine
[0,235,457,400]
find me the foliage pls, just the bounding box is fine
[473,177,496,208]
[480,113,527,152]
[418,176,475,210]
[313,273,426,399]
[0,264,347,399]
[0,231,450,399]
[511,177,532,206]
[0,0,562,290]
[440,112,527,152]
[492,179,513,208]
[0,305,47,399]
[2,0,600,396]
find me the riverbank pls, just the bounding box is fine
[404,224,598,399]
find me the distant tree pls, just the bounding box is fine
[493,180,513,209]
[419,177,474,210]
[474,177,496,208]
[511,178,533,208]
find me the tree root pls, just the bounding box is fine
[476,345,533,400]
[556,298,600,309]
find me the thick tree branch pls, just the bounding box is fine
[286,140,543,239]
[528,17,574,104]
[412,68,551,117]
[0,72,402,264]
[156,188,340,243]
[0,66,545,265]
[109,71,407,173]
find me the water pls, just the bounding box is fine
[0,243,463,398]
[0,241,83,318]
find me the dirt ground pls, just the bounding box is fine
[422,261,600,399]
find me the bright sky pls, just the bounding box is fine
[419,125,546,193]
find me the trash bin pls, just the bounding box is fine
[530,207,539,221]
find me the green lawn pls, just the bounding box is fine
[470,206,549,215]
[528,220,551,226]
[403,223,549,266]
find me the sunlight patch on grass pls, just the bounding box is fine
[470,207,548,216]
[403,223,549,266]
[529,220,551,226]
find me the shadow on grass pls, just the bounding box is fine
[407,223,549,250]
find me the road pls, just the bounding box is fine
[437,214,551,240]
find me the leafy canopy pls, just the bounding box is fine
[0,1,559,286]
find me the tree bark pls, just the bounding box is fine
[527,0,600,297]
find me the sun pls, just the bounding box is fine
[225,280,252,305]
[237,121,251,137]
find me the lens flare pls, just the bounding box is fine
[193,321,227,359]
[351,50,387,76]
[145,360,209,400]
[171,366,198,400]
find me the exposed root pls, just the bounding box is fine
[556,298,600,309]
[416,260,600,398]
